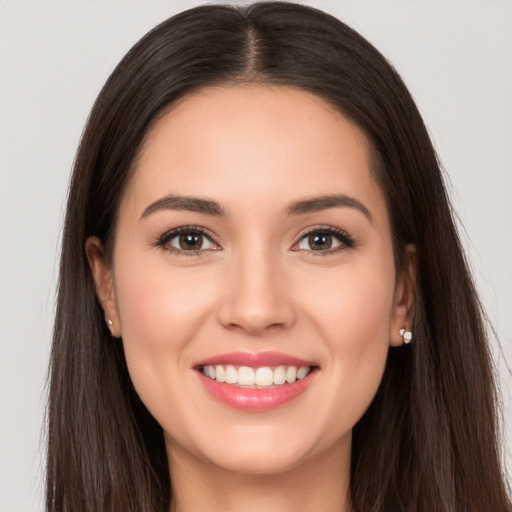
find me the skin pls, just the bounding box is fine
[87,85,416,512]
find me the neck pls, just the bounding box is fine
[167,436,352,512]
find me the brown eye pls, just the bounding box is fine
[307,233,333,251]
[178,233,204,250]
[163,229,218,252]
[295,228,353,252]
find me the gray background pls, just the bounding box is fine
[1,1,511,510]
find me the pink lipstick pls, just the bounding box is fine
[194,351,318,411]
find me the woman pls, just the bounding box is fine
[46,2,511,511]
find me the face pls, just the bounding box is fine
[88,86,415,477]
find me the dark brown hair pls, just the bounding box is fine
[47,3,511,511]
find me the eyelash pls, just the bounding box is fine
[154,225,220,256]
[292,225,356,255]
[154,225,356,256]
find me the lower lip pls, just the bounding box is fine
[198,371,315,411]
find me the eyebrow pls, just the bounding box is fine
[140,193,373,223]
[141,194,228,219]
[286,195,374,223]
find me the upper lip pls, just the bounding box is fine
[194,351,317,368]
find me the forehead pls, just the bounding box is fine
[124,85,387,226]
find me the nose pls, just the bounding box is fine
[217,247,296,335]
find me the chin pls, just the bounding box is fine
[164,416,352,478]
[214,441,311,476]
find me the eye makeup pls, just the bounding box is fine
[152,222,357,258]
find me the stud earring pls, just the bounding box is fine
[107,319,115,336]
[399,327,412,344]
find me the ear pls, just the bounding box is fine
[389,244,417,347]
[85,236,121,338]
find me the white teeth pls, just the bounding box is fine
[202,364,312,387]
[297,366,309,379]
[215,365,225,383]
[286,366,297,383]
[225,365,237,384]
[273,365,286,385]
[255,367,274,386]
[238,366,255,386]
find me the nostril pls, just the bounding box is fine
[216,267,297,333]
[219,303,296,335]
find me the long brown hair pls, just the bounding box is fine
[46,3,511,511]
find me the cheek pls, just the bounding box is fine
[115,257,216,348]
[111,251,218,411]
[305,256,395,345]
[301,256,395,419]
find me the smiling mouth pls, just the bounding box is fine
[194,352,318,410]
[198,364,316,388]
